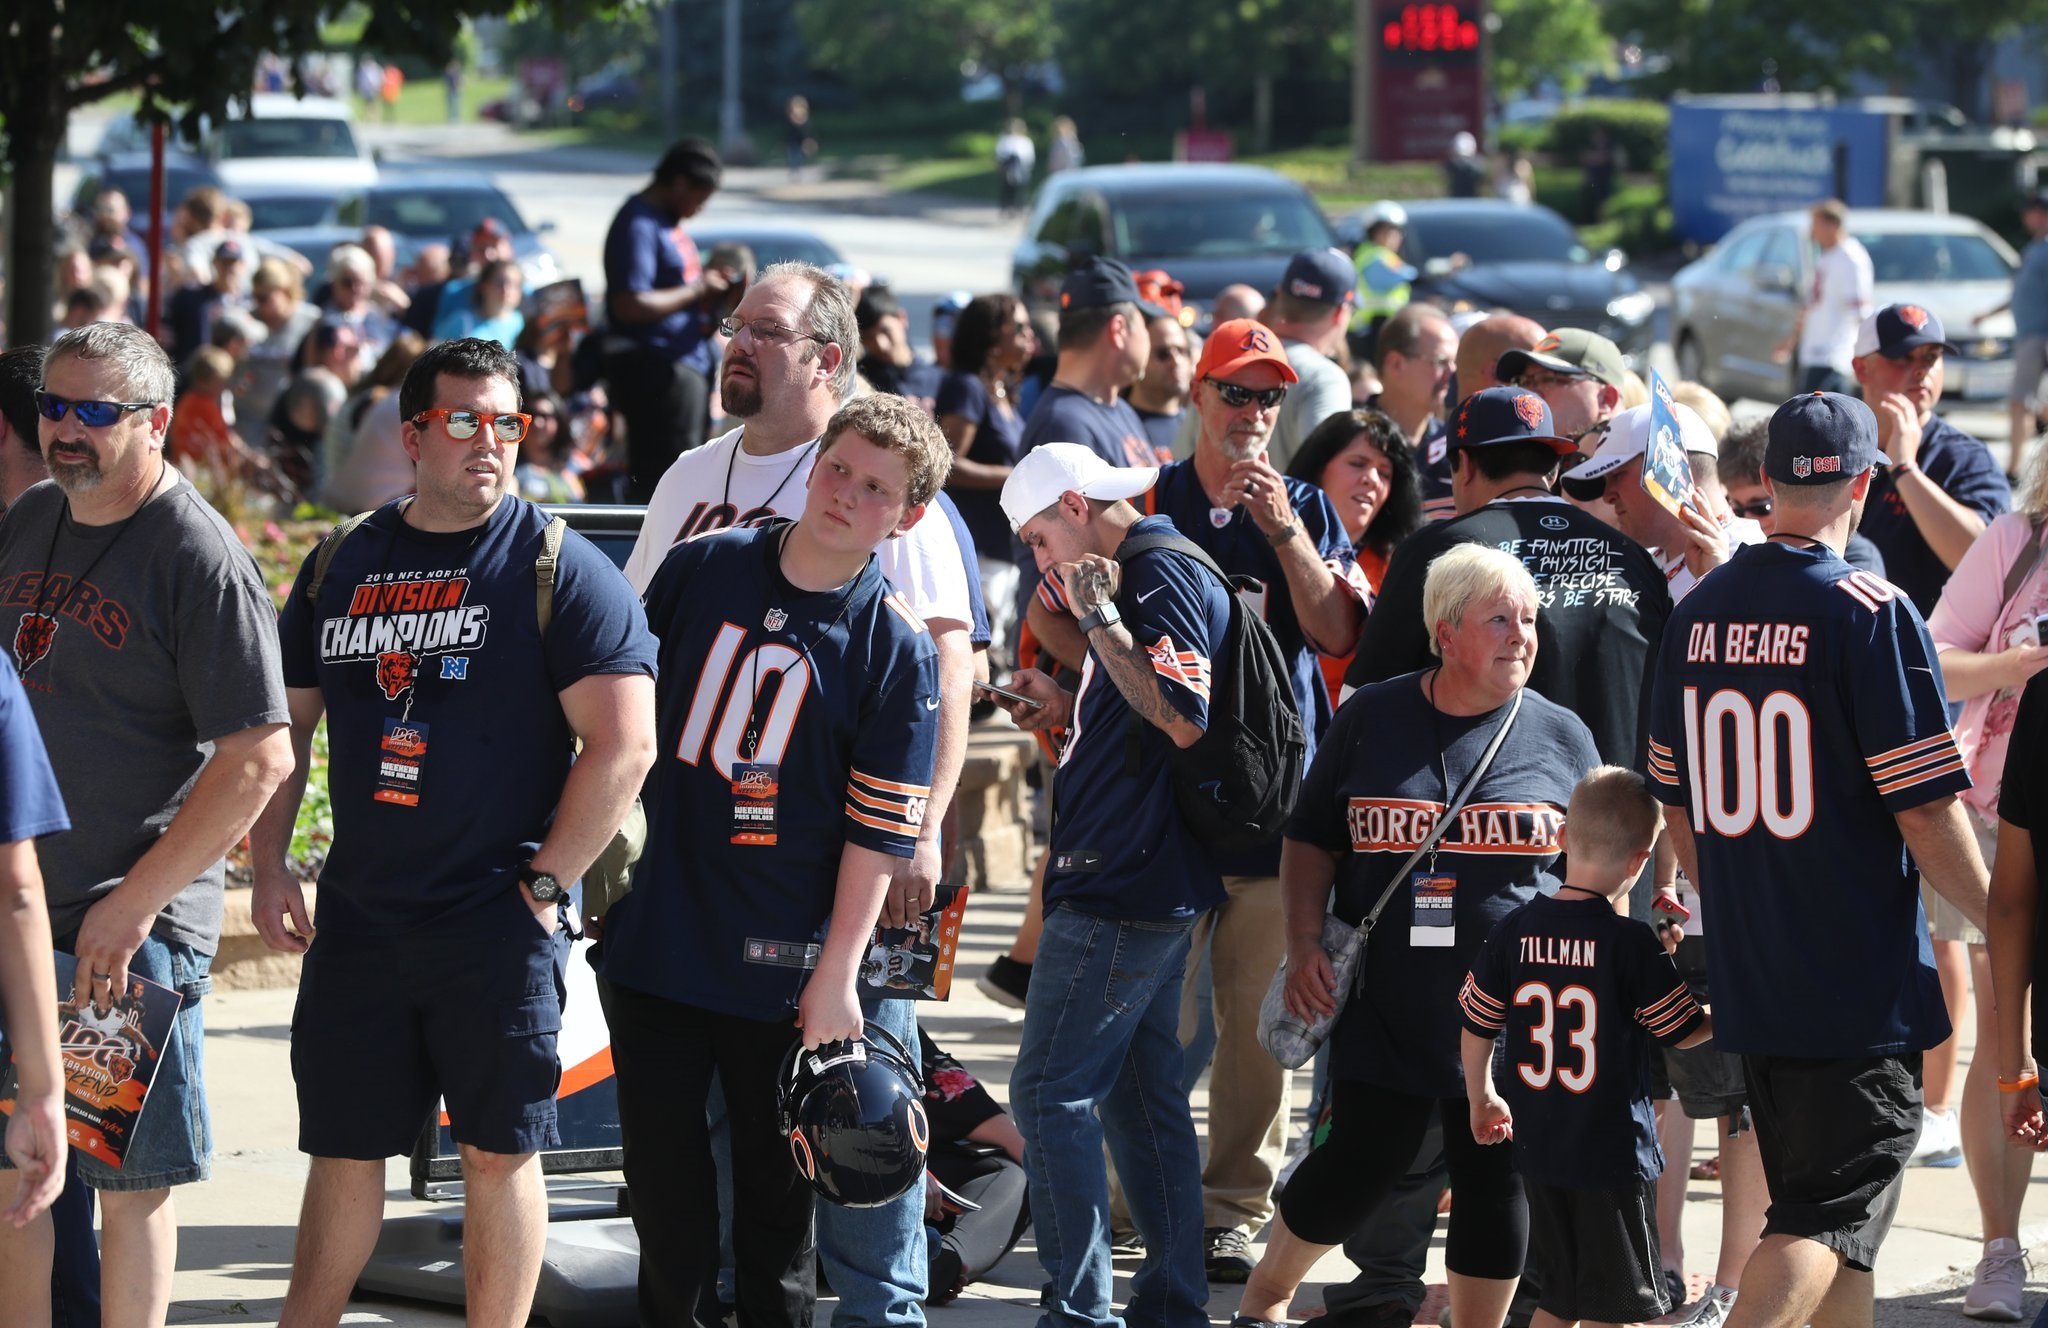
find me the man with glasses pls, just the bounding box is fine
[0,323,294,1326]
[622,262,975,1328]
[1043,318,1366,1281]
[1366,304,1457,470]
[1128,311,1194,459]
[251,336,658,1328]
[602,137,731,500]
[1718,417,1889,574]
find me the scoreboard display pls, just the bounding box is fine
[1371,0,1487,161]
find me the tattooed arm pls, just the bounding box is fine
[1057,553,1206,750]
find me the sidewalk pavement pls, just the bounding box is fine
[168,882,2048,1325]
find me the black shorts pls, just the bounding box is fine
[1658,937,1746,1118]
[1525,1177,1668,1323]
[292,889,569,1159]
[1743,1052,1920,1272]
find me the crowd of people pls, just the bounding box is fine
[0,128,2046,1328]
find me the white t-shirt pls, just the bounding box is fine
[1271,340,1355,474]
[623,425,971,627]
[1800,237,1874,373]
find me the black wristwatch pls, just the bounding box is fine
[519,864,566,903]
[1076,600,1122,636]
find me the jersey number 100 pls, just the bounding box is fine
[1681,687,1815,838]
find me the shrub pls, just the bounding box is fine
[1545,99,1670,177]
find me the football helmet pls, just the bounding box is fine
[776,1023,929,1208]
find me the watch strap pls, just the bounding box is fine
[1076,601,1121,636]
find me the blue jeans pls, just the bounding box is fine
[816,996,927,1328]
[1013,906,1206,1328]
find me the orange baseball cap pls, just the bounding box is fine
[1194,318,1299,383]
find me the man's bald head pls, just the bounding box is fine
[1210,284,1267,325]
[1454,313,1547,404]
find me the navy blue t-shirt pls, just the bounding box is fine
[1018,385,1160,470]
[1459,894,1704,1187]
[278,498,657,936]
[601,195,712,371]
[1037,460,1369,870]
[0,657,69,844]
[1132,406,1182,459]
[933,492,991,649]
[1045,516,1231,920]
[1859,415,2009,616]
[862,357,944,414]
[935,370,1024,561]
[1287,674,1599,1096]
[599,522,940,1021]
[1647,540,1966,1056]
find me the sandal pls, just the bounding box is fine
[1690,1155,1720,1181]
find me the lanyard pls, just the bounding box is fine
[724,433,817,522]
[742,526,863,761]
[21,458,172,678]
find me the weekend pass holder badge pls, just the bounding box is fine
[374,717,428,807]
[731,762,780,845]
[1410,870,1456,947]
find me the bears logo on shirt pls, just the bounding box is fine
[375,651,418,701]
[12,612,56,674]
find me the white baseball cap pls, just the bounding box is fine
[1000,443,1158,532]
[1563,402,1718,487]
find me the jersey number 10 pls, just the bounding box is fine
[1681,687,1816,838]
[677,623,814,778]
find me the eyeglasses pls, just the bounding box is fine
[717,316,829,348]
[1729,497,1773,519]
[35,391,156,427]
[1516,368,1591,392]
[1206,379,1287,410]
[410,408,532,444]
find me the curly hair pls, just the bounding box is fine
[1285,408,1423,558]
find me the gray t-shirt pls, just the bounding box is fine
[1270,340,1354,473]
[0,477,289,953]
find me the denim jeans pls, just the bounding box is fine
[816,996,927,1328]
[1013,906,1207,1328]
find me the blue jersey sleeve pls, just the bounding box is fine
[1457,919,1512,1037]
[1644,629,1688,809]
[543,530,659,691]
[0,659,67,843]
[1120,551,1222,731]
[1620,922,1705,1045]
[1936,441,2013,524]
[1848,585,1971,811]
[844,637,940,858]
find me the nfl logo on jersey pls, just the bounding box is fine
[764,608,788,631]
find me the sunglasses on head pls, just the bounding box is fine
[1207,379,1287,410]
[410,408,532,444]
[35,391,155,427]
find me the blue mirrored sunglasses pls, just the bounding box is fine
[35,391,155,427]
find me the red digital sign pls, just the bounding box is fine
[1382,4,1481,53]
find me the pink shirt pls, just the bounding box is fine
[1928,511,2048,823]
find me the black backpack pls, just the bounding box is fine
[1113,529,1305,852]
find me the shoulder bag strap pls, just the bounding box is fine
[1357,689,1525,935]
[306,510,377,606]
[535,516,568,639]
[2001,515,2048,607]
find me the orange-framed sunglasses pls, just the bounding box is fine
[409,408,533,444]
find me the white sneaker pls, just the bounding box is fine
[1963,1238,2028,1321]
[1909,1107,1963,1167]
[1655,1284,1735,1328]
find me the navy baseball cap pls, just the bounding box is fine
[1853,303,1958,359]
[1278,248,1357,307]
[2025,191,2048,212]
[1059,257,1168,318]
[1446,386,1577,456]
[1765,391,1887,485]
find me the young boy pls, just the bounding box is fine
[596,392,952,1328]
[1458,766,1713,1328]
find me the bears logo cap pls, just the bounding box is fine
[1446,386,1577,455]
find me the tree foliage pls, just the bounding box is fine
[0,0,609,345]
[794,0,1057,105]
[1490,0,1610,100]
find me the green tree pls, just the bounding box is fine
[795,0,1056,112]
[1490,0,1611,100]
[0,0,602,346]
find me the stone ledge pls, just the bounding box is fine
[214,884,311,992]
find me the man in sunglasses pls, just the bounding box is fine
[1033,318,1369,1281]
[0,322,295,1325]
[1719,417,1889,574]
[251,337,658,1328]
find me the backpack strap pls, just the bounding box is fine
[306,510,377,606]
[535,516,568,639]
[2001,515,2048,607]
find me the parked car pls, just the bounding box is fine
[209,93,378,192]
[1335,198,1656,365]
[567,63,641,123]
[1010,164,1337,320]
[336,173,562,289]
[69,151,226,234]
[684,224,851,274]
[1670,208,2019,404]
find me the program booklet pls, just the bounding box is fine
[859,885,970,1001]
[0,953,183,1168]
[1639,369,1697,520]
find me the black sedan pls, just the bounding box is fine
[1338,199,1656,364]
[1011,164,1338,321]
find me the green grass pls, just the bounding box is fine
[353,72,513,127]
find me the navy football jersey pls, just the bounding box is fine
[1646,540,1967,1057]
[598,522,940,1022]
[1459,894,1703,1188]
[1044,515,1232,921]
